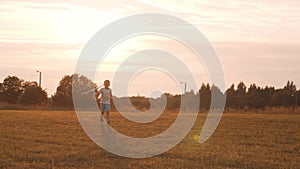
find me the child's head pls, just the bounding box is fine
[103,80,110,88]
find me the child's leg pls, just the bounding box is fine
[100,112,104,122]
[100,103,105,122]
[106,110,110,123]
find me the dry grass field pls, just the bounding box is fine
[0,109,299,169]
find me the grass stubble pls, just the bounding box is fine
[0,109,299,169]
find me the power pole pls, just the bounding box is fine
[36,71,42,87]
[180,81,187,94]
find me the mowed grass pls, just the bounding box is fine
[0,110,299,169]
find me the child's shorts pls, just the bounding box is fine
[101,103,110,112]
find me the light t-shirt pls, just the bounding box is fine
[99,88,112,104]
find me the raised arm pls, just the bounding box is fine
[94,87,100,98]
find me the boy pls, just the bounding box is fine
[95,80,112,125]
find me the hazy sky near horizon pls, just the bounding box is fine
[0,0,299,96]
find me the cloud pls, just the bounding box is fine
[213,41,300,87]
[0,42,81,67]
[0,41,82,95]
[0,0,299,95]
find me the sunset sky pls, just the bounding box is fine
[0,0,299,96]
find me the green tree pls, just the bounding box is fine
[199,83,211,110]
[210,85,225,109]
[262,86,275,107]
[284,81,296,92]
[0,83,4,102]
[225,82,247,108]
[236,82,247,108]
[225,84,236,108]
[2,76,24,104]
[269,81,296,107]
[246,84,266,109]
[130,96,151,111]
[52,74,96,108]
[270,89,287,107]
[296,90,300,107]
[19,82,47,105]
[52,75,73,108]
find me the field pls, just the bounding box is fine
[0,109,299,169]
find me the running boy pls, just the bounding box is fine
[95,80,112,124]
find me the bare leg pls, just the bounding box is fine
[100,112,104,122]
[106,110,110,124]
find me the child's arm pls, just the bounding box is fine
[95,88,101,106]
[94,87,100,98]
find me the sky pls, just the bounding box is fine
[0,0,299,97]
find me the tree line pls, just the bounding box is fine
[0,74,299,110]
[0,76,47,105]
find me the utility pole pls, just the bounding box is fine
[180,81,187,94]
[36,71,42,87]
